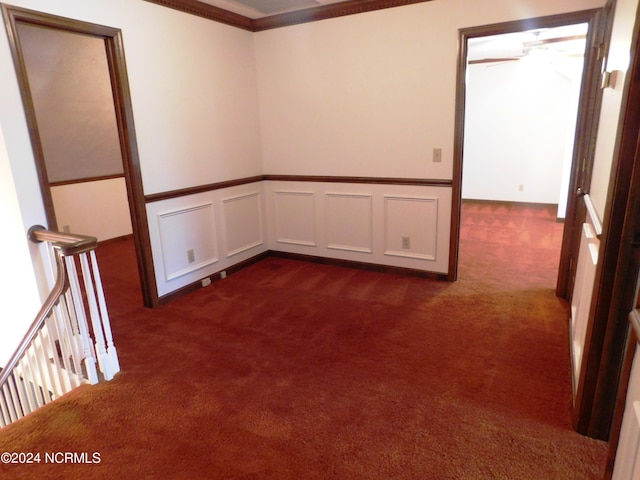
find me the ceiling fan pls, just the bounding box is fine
[468,33,587,66]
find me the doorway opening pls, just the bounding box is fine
[2,6,158,307]
[450,9,604,294]
[458,23,588,285]
[463,24,588,219]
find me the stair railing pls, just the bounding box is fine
[0,226,120,428]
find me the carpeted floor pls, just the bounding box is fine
[0,201,607,479]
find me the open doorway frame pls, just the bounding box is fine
[450,8,609,434]
[450,8,605,285]
[2,5,158,308]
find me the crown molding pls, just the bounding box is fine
[144,0,434,32]
[143,0,254,30]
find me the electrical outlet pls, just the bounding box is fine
[62,225,71,233]
[187,249,195,264]
[433,148,442,163]
[402,236,411,249]
[518,184,524,192]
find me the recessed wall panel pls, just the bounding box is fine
[158,203,218,280]
[384,196,438,260]
[325,193,372,253]
[273,191,316,246]
[223,192,264,257]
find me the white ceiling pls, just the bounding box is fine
[195,0,348,19]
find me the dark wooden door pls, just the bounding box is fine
[556,3,612,300]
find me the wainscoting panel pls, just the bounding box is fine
[570,195,601,401]
[384,196,438,260]
[264,181,451,274]
[325,193,372,253]
[273,191,317,246]
[146,181,267,297]
[223,191,263,257]
[157,202,219,281]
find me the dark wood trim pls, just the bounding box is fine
[145,175,264,203]
[263,174,452,187]
[557,6,612,300]
[574,0,640,439]
[2,6,63,229]
[462,198,560,209]
[106,28,159,308]
[144,0,434,32]
[457,9,601,39]
[50,174,125,187]
[157,251,270,305]
[142,0,253,31]
[145,175,452,203]
[252,0,434,31]
[269,250,448,280]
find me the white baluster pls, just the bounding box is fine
[6,375,24,420]
[41,318,66,398]
[65,255,99,384]
[79,252,111,380]
[90,250,120,376]
[45,314,73,393]
[20,355,39,411]
[57,295,84,380]
[32,333,54,403]
[0,385,13,426]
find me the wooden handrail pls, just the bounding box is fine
[0,226,98,394]
[28,225,97,255]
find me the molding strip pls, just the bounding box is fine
[50,174,125,187]
[144,0,434,32]
[145,175,452,203]
[263,174,452,186]
[145,175,263,203]
[143,0,253,31]
[269,250,447,279]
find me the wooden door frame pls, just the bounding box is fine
[2,5,159,308]
[450,8,603,284]
[556,3,613,302]
[576,1,640,441]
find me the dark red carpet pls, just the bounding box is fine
[0,201,607,479]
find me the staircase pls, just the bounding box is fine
[0,226,120,428]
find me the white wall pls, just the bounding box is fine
[254,0,603,180]
[589,0,640,220]
[462,57,580,205]
[51,178,133,242]
[0,124,42,368]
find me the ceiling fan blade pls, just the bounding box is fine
[468,57,521,65]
